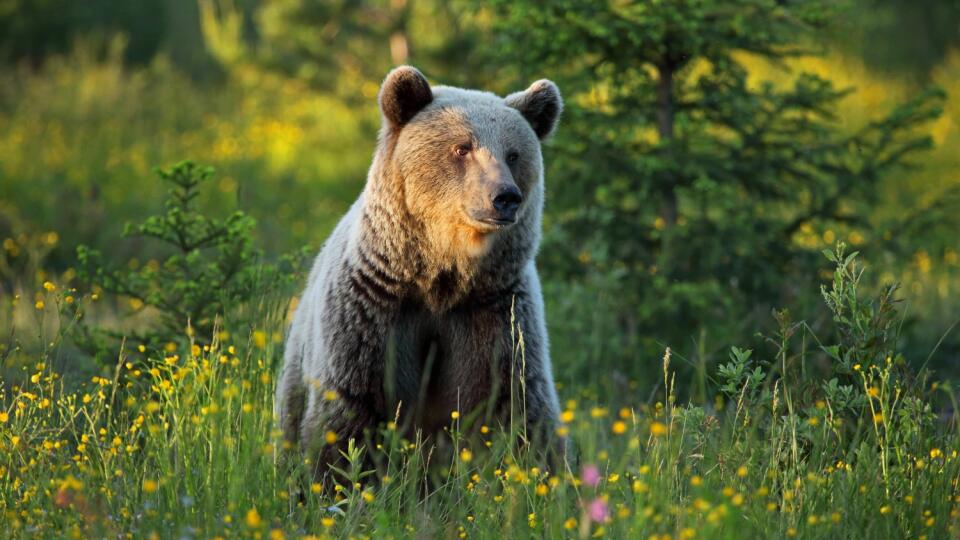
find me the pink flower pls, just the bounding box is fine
[587,498,609,523]
[581,464,600,488]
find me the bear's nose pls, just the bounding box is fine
[492,186,523,219]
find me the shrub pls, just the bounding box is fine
[72,161,309,362]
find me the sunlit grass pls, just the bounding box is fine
[3,274,960,539]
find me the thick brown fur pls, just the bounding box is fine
[275,66,564,483]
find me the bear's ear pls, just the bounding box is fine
[379,66,433,128]
[505,79,563,140]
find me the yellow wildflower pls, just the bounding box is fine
[253,331,267,349]
[590,407,608,418]
[245,508,262,528]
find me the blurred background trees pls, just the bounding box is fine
[1,0,958,395]
[486,0,959,389]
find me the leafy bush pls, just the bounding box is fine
[73,161,309,360]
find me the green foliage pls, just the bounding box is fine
[228,0,490,98]
[832,0,960,80]
[705,245,944,505]
[3,0,959,386]
[0,43,374,275]
[3,238,959,539]
[0,0,166,66]
[487,0,954,385]
[717,346,765,399]
[1,3,959,535]
[74,161,308,357]
[820,243,900,376]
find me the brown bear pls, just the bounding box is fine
[275,66,563,481]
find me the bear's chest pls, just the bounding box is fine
[387,306,491,435]
[418,266,473,314]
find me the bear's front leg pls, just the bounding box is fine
[301,259,402,484]
[299,388,380,486]
[441,274,563,465]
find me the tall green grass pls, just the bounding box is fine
[2,247,958,539]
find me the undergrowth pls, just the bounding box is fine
[1,242,959,539]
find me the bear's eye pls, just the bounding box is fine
[455,144,472,157]
[506,151,520,165]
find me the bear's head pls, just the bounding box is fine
[376,66,562,260]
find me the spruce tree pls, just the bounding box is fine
[487,0,949,378]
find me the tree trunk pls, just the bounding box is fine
[165,0,220,82]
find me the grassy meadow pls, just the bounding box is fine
[3,1,960,539]
[3,244,960,539]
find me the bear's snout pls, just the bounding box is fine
[492,185,523,222]
[469,180,522,228]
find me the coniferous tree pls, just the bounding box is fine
[486,0,951,380]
